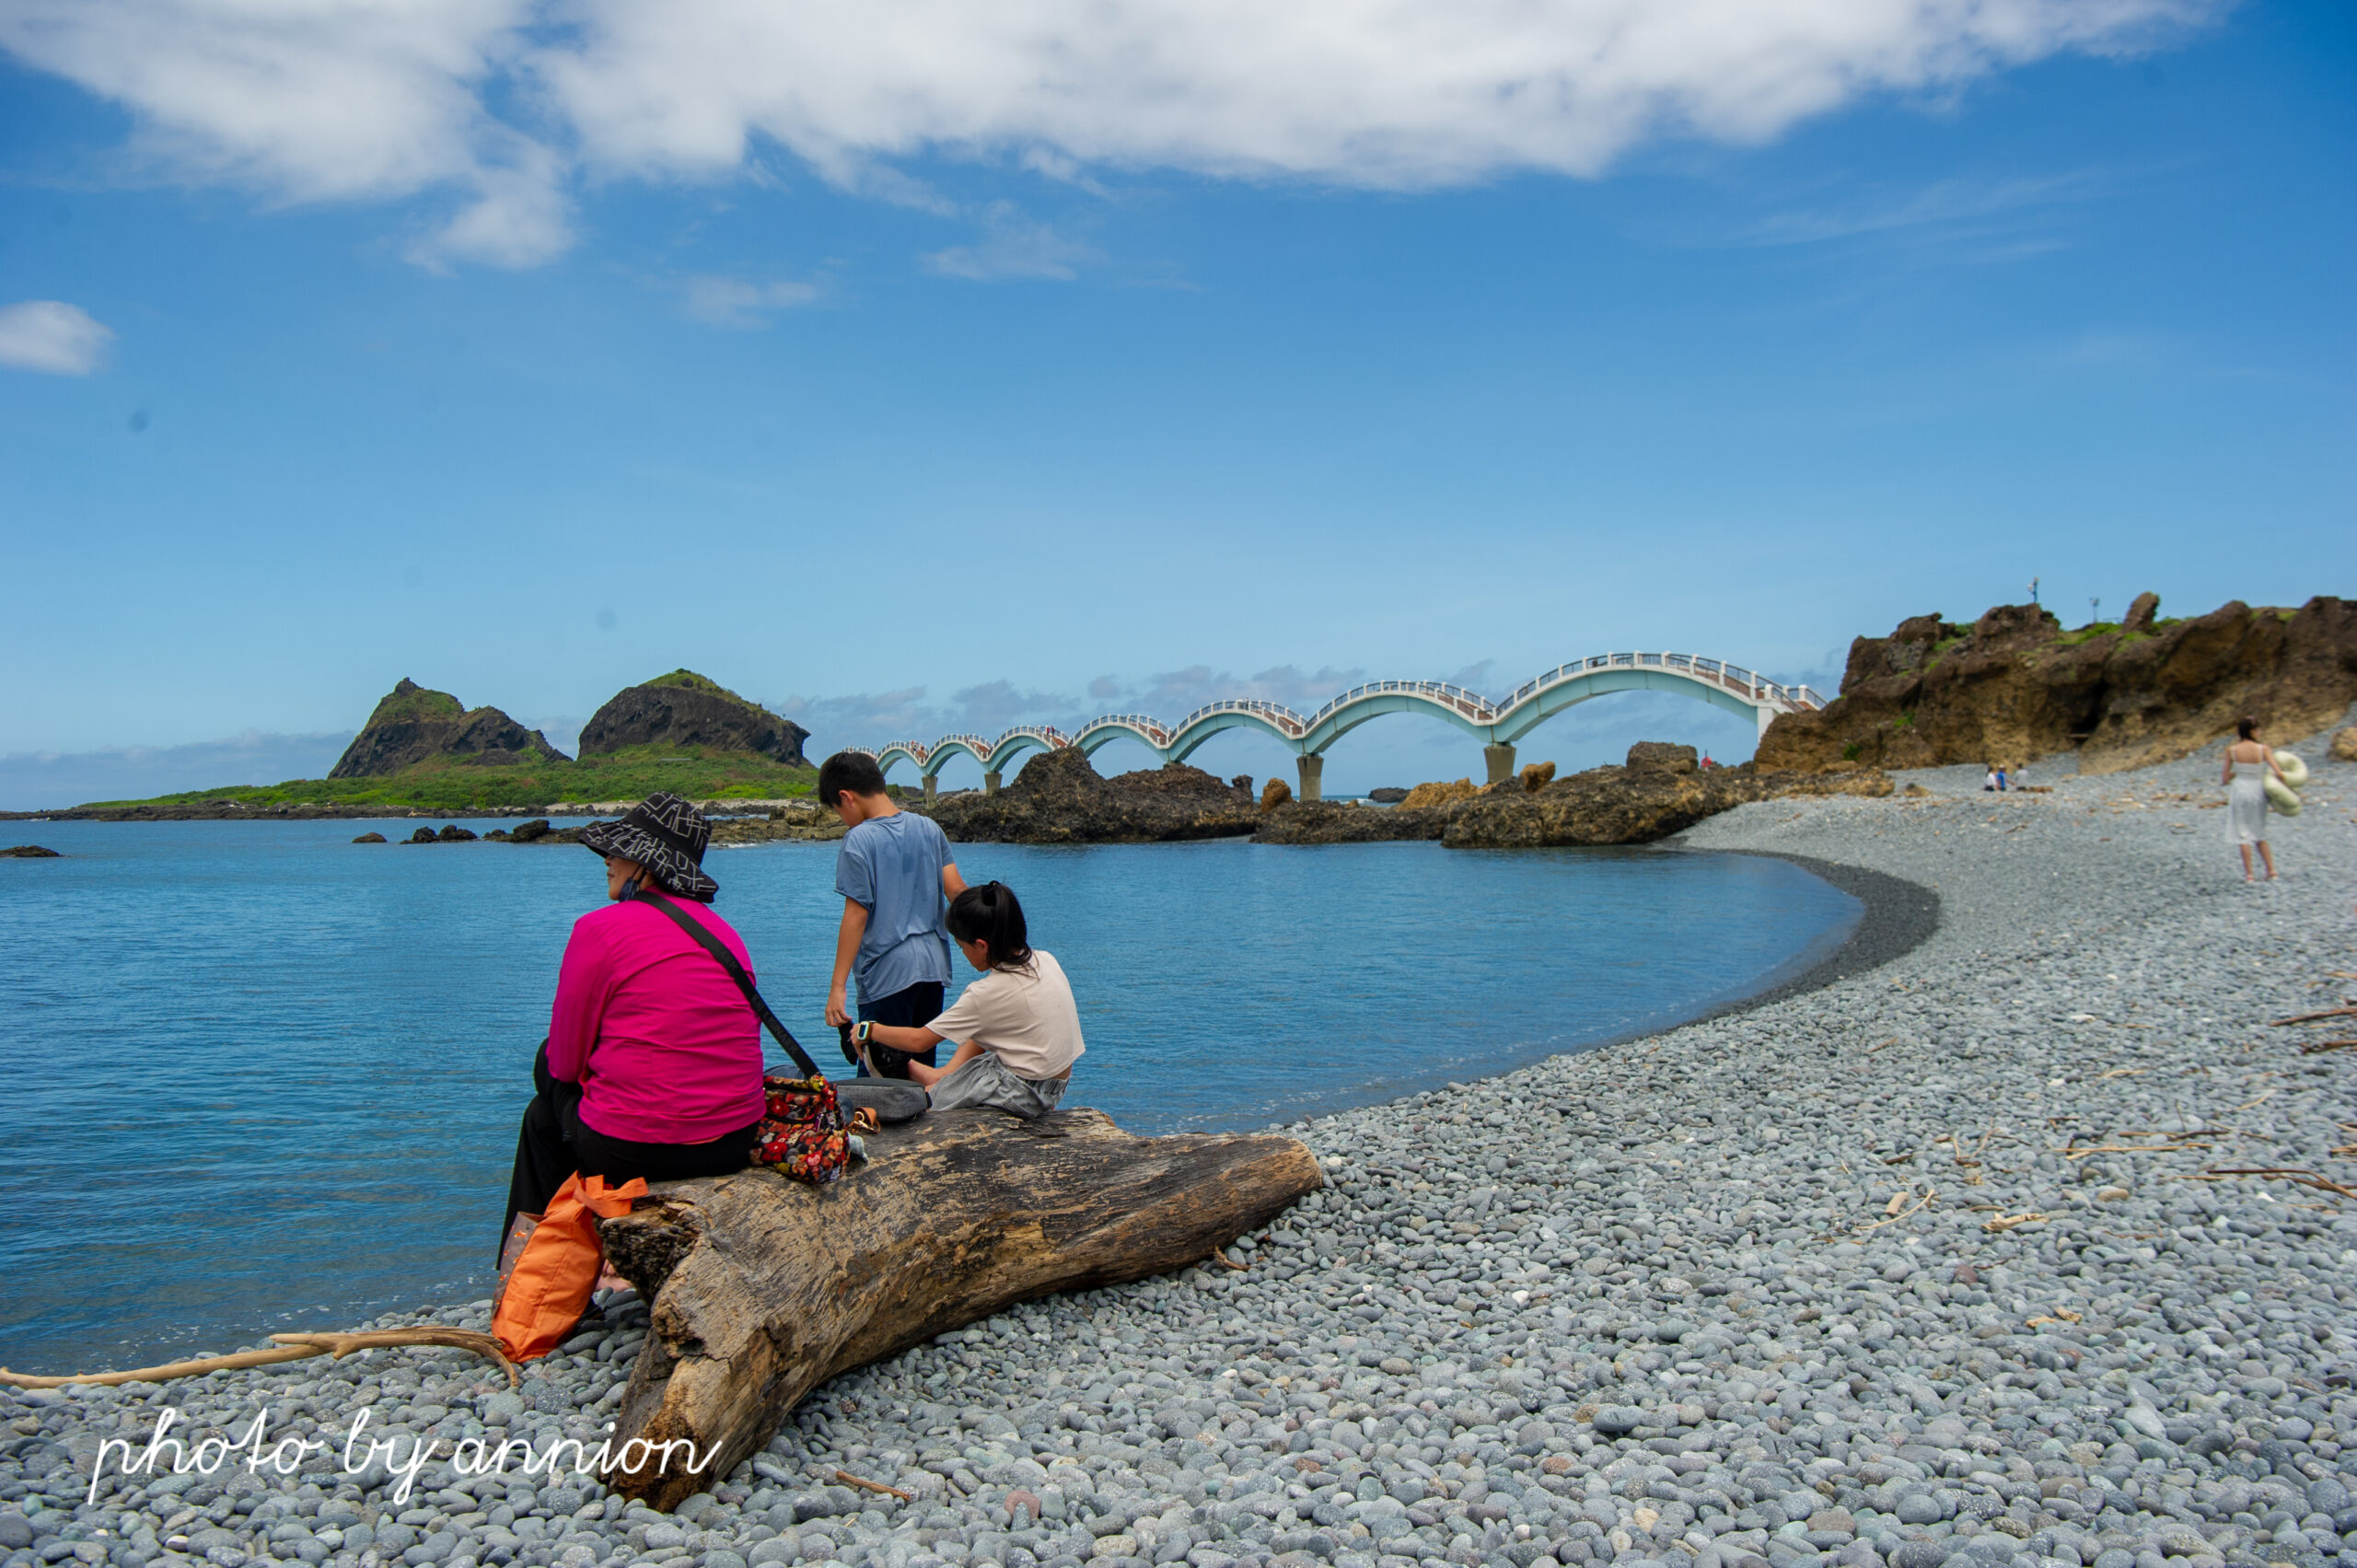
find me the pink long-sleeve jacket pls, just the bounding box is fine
[546,898,766,1144]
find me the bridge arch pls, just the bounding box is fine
[873,742,928,781]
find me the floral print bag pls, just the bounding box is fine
[637,889,853,1186]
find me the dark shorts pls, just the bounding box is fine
[853,981,943,1078]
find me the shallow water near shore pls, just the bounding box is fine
[0,820,1854,1369]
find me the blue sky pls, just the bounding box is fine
[1,0,2351,807]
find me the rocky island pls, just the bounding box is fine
[17,669,815,820]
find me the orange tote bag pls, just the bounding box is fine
[493,1173,647,1362]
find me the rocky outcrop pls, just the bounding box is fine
[1252,802,1449,844]
[1366,787,1410,804]
[3,844,60,857]
[1518,761,1557,792]
[1624,742,1697,774]
[579,671,810,765]
[350,832,387,844]
[918,750,1259,843]
[329,679,570,777]
[1260,778,1293,811]
[2334,727,2357,763]
[1399,778,1480,810]
[1440,744,1893,848]
[1758,596,2357,776]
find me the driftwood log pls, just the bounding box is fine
[596,1106,1323,1510]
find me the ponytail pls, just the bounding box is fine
[947,881,1034,972]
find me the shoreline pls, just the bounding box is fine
[4,731,2351,1568]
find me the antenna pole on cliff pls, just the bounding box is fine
[2027,576,2040,606]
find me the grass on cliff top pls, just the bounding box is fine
[82,746,816,811]
[642,668,755,704]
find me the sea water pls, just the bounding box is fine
[0,820,1857,1368]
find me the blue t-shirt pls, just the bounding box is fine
[834,811,955,1004]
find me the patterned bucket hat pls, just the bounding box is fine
[580,791,719,900]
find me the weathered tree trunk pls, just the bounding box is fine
[596,1107,1323,1510]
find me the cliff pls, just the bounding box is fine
[328,679,569,778]
[579,671,810,766]
[1758,595,2357,775]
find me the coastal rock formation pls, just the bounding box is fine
[1440,743,1892,848]
[1624,741,1697,774]
[2332,726,2357,762]
[919,749,1259,844]
[1399,778,1479,810]
[1367,786,1410,804]
[579,670,809,765]
[1259,778,1292,810]
[1518,761,1557,791]
[2,844,60,857]
[1253,801,1449,844]
[329,679,570,777]
[350,831,386,844]
[1758,595,2357,775]
[710,802,847,843]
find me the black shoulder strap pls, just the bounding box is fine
[636,887,822,1080]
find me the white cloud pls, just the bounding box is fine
[0,300,115,375]
[924,203,1099,281]
[680,274,824,328]
[0,0,2218,268]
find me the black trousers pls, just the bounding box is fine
[853,981,944,1079]
[500,1048,758,1262]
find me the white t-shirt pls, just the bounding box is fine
[927,949,1086,1081]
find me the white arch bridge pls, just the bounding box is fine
[859,651,1824,802]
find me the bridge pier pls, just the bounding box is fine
[983,771,1002,796]
[1483,743,1516,787]
[1758,706,1776,740]
[923,775,936,802]
[1296,753,1323,804]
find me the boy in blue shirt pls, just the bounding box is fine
[819,751,968,1079]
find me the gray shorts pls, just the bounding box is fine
[926,1051,1069,1120]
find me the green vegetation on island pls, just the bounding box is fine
[74,671,816,814]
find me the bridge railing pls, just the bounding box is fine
[1304,679,1499,726]
[867,653,1825,762]
[1172,699,1310,738]
[1074,714,1175,747]
[875,740,931,763]
[1500,651,1827,713]
[987,725,1070,752]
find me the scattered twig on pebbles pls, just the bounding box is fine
[2196,1167,2357,1199]
[1983,1211,2049,1233]
[834,1469,912,1501]
[2297,1039,2356,1054]
[2269,1005,2357,1026]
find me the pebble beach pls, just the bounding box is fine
[6,730,2352,1568]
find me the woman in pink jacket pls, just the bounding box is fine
[501,793,765,1257]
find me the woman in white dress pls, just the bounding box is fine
[2221,716,2288,882]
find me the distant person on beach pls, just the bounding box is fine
[1983,765,2000,792]
[853,881,1085,1119]
[819,751,968,1079]
[2222,716,2287,882]
[501,793,762,1257]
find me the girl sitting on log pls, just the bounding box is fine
[853,881,1084,1119]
